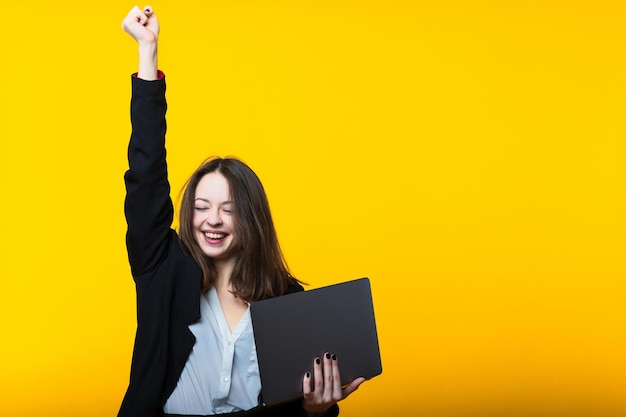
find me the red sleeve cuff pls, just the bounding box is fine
[131,70,165,80]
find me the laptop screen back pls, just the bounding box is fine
[250,277,382,405]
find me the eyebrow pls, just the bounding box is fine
[194,198,233,205]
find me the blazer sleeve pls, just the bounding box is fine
[124,74,174,278]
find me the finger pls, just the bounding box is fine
[302,371,314,401]
[330,354,342,401]
[128,5,143,17]
[143,5,160,35]
[137,12,148,26]
[342,377,366,398]
[130,6,148,24]
[322,352,333,402]
[312,356,323,399]
[122,6,147,30]
[143,5,157,24]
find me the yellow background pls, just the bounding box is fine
[1,1,625,416]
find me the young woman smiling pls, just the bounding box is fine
[118,6,364,417]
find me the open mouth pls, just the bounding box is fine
[204,232,226,240]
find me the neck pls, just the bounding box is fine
[213,257,236,290]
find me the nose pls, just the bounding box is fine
[205,208,223,226]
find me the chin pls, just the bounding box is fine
[203,246,236,262]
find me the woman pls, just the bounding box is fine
[119,6,364,417]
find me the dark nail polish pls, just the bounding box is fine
[332,354,337,361]
[305,372,311,378]
[315,357,321,365]
[325,352,331,360]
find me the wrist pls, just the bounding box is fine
[138,40,157,52]
[137,43,158,81]
[302,401,331,417]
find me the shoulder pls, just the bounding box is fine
[134,233,202,322]
[133,231,200,288]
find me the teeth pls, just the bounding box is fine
[205,232,225,239]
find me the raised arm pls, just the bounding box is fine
[122,6,173,277]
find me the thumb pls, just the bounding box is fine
[342,377,366,398]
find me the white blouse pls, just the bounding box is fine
[163,287,262,415]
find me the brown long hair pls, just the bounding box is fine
[178,157,300,301]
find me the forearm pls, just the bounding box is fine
[255,399,338,417]
[137,42,158,81]
[304,404,339,417]
[305,409,337,417]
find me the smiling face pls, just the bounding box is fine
[178,157,294,298]
[192,172,237,264]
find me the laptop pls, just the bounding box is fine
[250,277,382,405]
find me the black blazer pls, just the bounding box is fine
[118,75,336,417]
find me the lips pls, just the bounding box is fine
[202,231,229,245]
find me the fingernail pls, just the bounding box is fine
[332,354,337,361]
[315,357,321,365]
[325,352,331,360]
[305,372,311,378]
